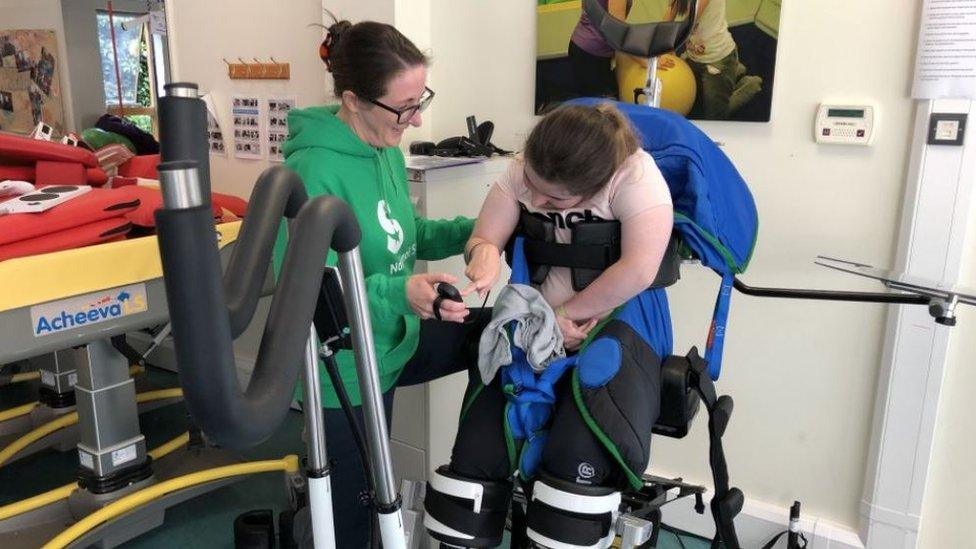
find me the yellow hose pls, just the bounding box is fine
[0,365,143,419]
[2,364,140,385]
[43,455,300,549]
[147,432,190,461]
[134,388,183,404]
[0,483,76,522]
[0,389,183,467]
[0,413,78,467]
[0,431,191,521]
[0,402,38,423]
[8,371,40,383]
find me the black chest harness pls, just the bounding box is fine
[506,206,681,292]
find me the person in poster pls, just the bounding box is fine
[664,0,762,119]
[535,0,779,122]
[566,0,634,99]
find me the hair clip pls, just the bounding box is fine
[319,34,335,70]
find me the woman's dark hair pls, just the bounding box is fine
[524,103,641,198]
[320,15,427,101]
[670,0,691,16]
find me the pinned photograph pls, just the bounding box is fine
[231,94,265,160]
[0,30,65,134]
[32,47,55,96]
[266,96,295,163]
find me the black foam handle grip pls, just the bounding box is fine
[155,195,361,449]
[158,90,211,202]
[156,205,241,441]
[223,166,308,337]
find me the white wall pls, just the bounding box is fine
[165,0,329,199]
[164,0,336,360]
[429,1,537,152]
[426,0,923,532]
[1,0,75,133]
[395,0,432,144]
[918,209,976,549]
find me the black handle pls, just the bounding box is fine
[733,277,931,305]
[223,166,308,337]
[158,84,211,201]
[156,194,360,449]
[582,0,698,59]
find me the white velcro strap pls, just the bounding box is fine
[430,469,485,513]
[423,513,476,542]
[533,480,621,515]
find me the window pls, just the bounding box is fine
[96,11,159,135]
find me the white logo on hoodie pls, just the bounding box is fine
[377,200,403,254]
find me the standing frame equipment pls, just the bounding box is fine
[153,84,407,548]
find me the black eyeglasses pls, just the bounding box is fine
[366,87,435,124]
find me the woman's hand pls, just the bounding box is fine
[406,272,470,322]
[556,314,598,352]
[463,242,501,299]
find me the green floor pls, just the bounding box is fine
[0,366,710,548]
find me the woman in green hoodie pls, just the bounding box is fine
[272,18,487,547]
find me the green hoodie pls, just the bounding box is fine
[272,105,474,408]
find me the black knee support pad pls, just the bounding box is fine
[542,376,619,487]
[424,466,513,548]
[546,320,662,491]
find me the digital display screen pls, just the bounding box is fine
[827,108,864,118]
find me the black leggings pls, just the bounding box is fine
[448,368,623,488]
[321,311,489,548]
[568,40,618,99]
[450,321,664,491]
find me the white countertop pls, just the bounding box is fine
[405,154,513,183]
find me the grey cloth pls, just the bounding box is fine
[478,284,565,384]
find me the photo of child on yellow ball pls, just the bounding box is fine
[536,0,780,122]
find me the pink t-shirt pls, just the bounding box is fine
[495,149,672,307]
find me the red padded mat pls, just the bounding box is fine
[0,188,140,245]
[0,132,98,168]
[0,217,132,262]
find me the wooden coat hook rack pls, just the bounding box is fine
[223,57,290,80]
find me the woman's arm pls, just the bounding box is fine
[463,184,521,296]
[663,1,677,21]
[608,0,629,19]
[663,0,708,21]
[415,216,475,261]
[388,146,473,261]
[697,0,710,18]
[559,204,673,321]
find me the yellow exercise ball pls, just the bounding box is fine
[615,53,697,116]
